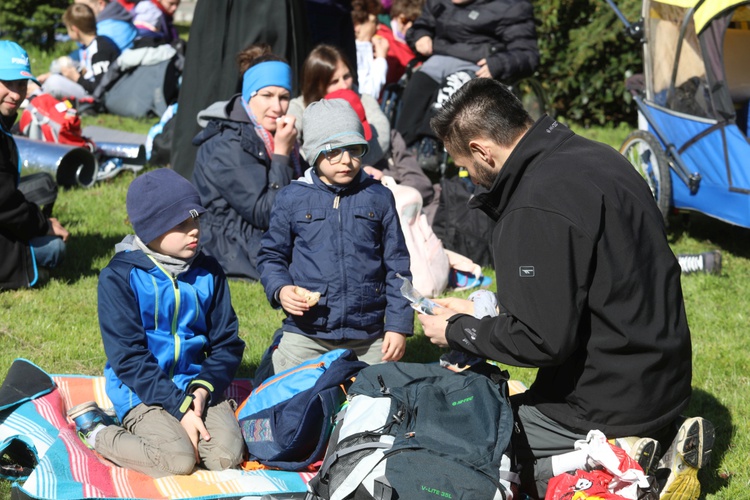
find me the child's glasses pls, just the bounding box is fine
[323,144,367,164]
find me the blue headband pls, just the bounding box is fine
[242,61,292,102]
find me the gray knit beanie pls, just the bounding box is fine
[126,168,206,244]
[302,98,369,165]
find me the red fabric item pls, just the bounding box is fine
[376,23,416,86]
[116,0,138,11]
[324,88,373,141]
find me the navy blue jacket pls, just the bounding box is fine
[98,244,245,422]
[0,113,49,290]
[258,168,414,341]
[406,0,539,82]
[192,95,306,281]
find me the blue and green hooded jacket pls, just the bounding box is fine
[98,238,244,422]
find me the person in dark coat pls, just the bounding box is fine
[170,0,311,180]
[0,41,69,290]
[395,0,539,169]
[419,78,712,499]
[191,45,306,281]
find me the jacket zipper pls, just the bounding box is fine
[147,256,181,379]
[333,193,348,327]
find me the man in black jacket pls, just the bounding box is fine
[419,78,713,499]
[0,41,69,290]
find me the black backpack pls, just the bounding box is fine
[432,174,495,268]
[306,362,519,500]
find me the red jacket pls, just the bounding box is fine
[376,23,416,86]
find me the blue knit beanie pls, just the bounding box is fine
[126,168,206,244]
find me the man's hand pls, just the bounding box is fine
[48,217,69,242]
[418,305,461,348]
[433,297,474,315]
[180,406,210,463]
[475,59,492,79]
[279,285,311,316]
[381,331,406,362]
[415,36,433,57]
[273,115,298,156]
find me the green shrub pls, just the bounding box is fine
[534,0,643,126]
[0,0,69,51]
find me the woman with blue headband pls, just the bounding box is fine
[192,44,306,281]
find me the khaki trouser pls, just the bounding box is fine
[95,399,245,478]
[271,332,384,374]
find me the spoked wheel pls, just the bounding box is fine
[510,77,549,121]
[620,130,672,222]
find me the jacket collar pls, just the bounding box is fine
[0,112,17,134]
[470,115,573,220]
[297,166,372,193]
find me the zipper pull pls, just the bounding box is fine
[333,194,340,209]
[378,374,389,394]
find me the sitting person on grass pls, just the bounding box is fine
[418,78,714,500]
[0,41,69,291]
[37,3,120,101]
[74,0,138,53]
[256,98,413,375]
[192,44,305,282]
[68,168,245,478]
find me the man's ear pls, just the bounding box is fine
[468,139,494,166]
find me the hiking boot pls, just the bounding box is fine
[617,436,661,476]
[67,401,116,449]
[656,417,715,499]
[677,251,722,275]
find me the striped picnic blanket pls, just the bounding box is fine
[0,359,311,500]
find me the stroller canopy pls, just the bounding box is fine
[642,0,750,121]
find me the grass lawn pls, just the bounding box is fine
[0,45,747,499]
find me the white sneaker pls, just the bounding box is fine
[657,417,715,499]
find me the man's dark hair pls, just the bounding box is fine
[430,79,534,158]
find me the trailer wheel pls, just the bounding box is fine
[510,78,550,121]
[620,130,672,221]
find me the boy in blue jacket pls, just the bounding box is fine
[68,168,246,477]
[257,98,414,375]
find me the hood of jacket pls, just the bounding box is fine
[196,94,248,129]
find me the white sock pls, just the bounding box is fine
[551,449,590,476]
[87,423,106,447]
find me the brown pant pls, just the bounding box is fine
[95,399,245,478]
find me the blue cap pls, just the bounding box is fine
[0,41,40,85]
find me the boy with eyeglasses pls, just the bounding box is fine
[257,98,414,375]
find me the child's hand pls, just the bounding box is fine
[372,36,389,59]
[273,115,298,156]
[60,64,81,83]
[475,59,492,79]
[191,387,209,418]
[381,331,406,362]
[415,36,433,57]
[279,284,311,316]
[180,407,211,463]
